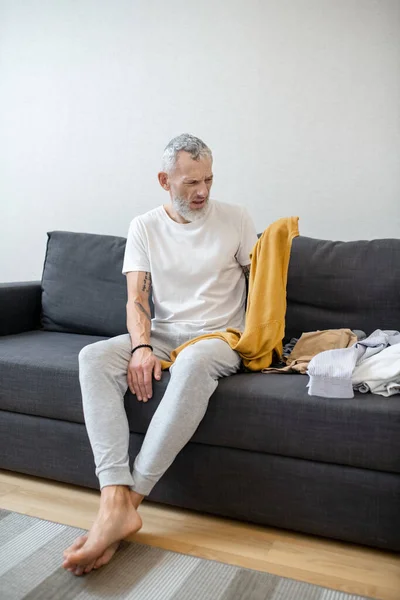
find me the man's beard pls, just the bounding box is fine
[172,195,210,222]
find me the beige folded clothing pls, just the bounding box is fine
[262,329,357,374]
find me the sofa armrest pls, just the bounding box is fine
[0,281,42,336]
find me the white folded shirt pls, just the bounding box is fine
[352,344,400,397]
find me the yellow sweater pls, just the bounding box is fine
[160,216,300,371]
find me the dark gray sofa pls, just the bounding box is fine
[1,230,399,551]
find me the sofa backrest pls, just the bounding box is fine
[285,236,400,340]
[41,230,400,339]
[41,231,133,336]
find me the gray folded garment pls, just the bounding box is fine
[307,329,400,399]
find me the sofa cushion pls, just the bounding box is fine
[0,331,107,424]
[41,231,130,337]
[1,330,399,476]
[286,236,400,340]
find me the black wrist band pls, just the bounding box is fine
[131,344,153,355]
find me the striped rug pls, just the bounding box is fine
[0,509,373,600]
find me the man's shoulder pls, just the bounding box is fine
[129,206,164,228]
[212,200,246,223]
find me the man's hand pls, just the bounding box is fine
[127,347,162,402]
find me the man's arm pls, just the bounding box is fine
[126,271,161,402]
[126,271,152,348]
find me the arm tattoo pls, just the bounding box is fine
[242,265,250,280]
[134,301,151,322]
[141,272,152,294]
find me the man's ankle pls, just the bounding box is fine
[130,490,145,509]
[101,484,132,502]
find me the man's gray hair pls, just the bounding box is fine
[161,133,212,173]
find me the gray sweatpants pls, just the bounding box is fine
[79,328,241,496]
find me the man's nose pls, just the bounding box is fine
[197,183,208,198]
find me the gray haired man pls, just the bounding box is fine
[62,133,258,575]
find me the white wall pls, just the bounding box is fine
[1,0,399,282]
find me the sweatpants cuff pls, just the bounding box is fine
[98,467,134,490]
[131,468,158,496]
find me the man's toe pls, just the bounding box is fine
[93,556,107,569]
[68,542,100,566]
[63,536,89,569]
[63,558,75,570]
[84,560,96,574]
[63,536,87,558]
[93,547,116,570]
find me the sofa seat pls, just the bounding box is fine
[0,330,106,422]
[1,329,399,476]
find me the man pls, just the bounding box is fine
[62,133,258,576]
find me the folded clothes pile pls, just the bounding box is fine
[263,328,400,399]
[307,329,400,398]
[262,328,363,374]
[352,343,400,397]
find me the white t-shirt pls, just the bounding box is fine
[122,200,258,336]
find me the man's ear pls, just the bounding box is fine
[158,172,170,191]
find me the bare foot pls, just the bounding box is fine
[62,486,142,576]
[63,535,120,576]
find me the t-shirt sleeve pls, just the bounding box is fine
[236,207,258,266]
[122,217,150,275]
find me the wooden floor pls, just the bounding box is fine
[0,470,399,599]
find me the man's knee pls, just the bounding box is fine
[79,340,111,368]
[181,343,210,360]
[172,340,233,376]
[172,344,210,374]
[172,340,240,379]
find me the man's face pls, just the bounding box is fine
[164,151,214,222]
